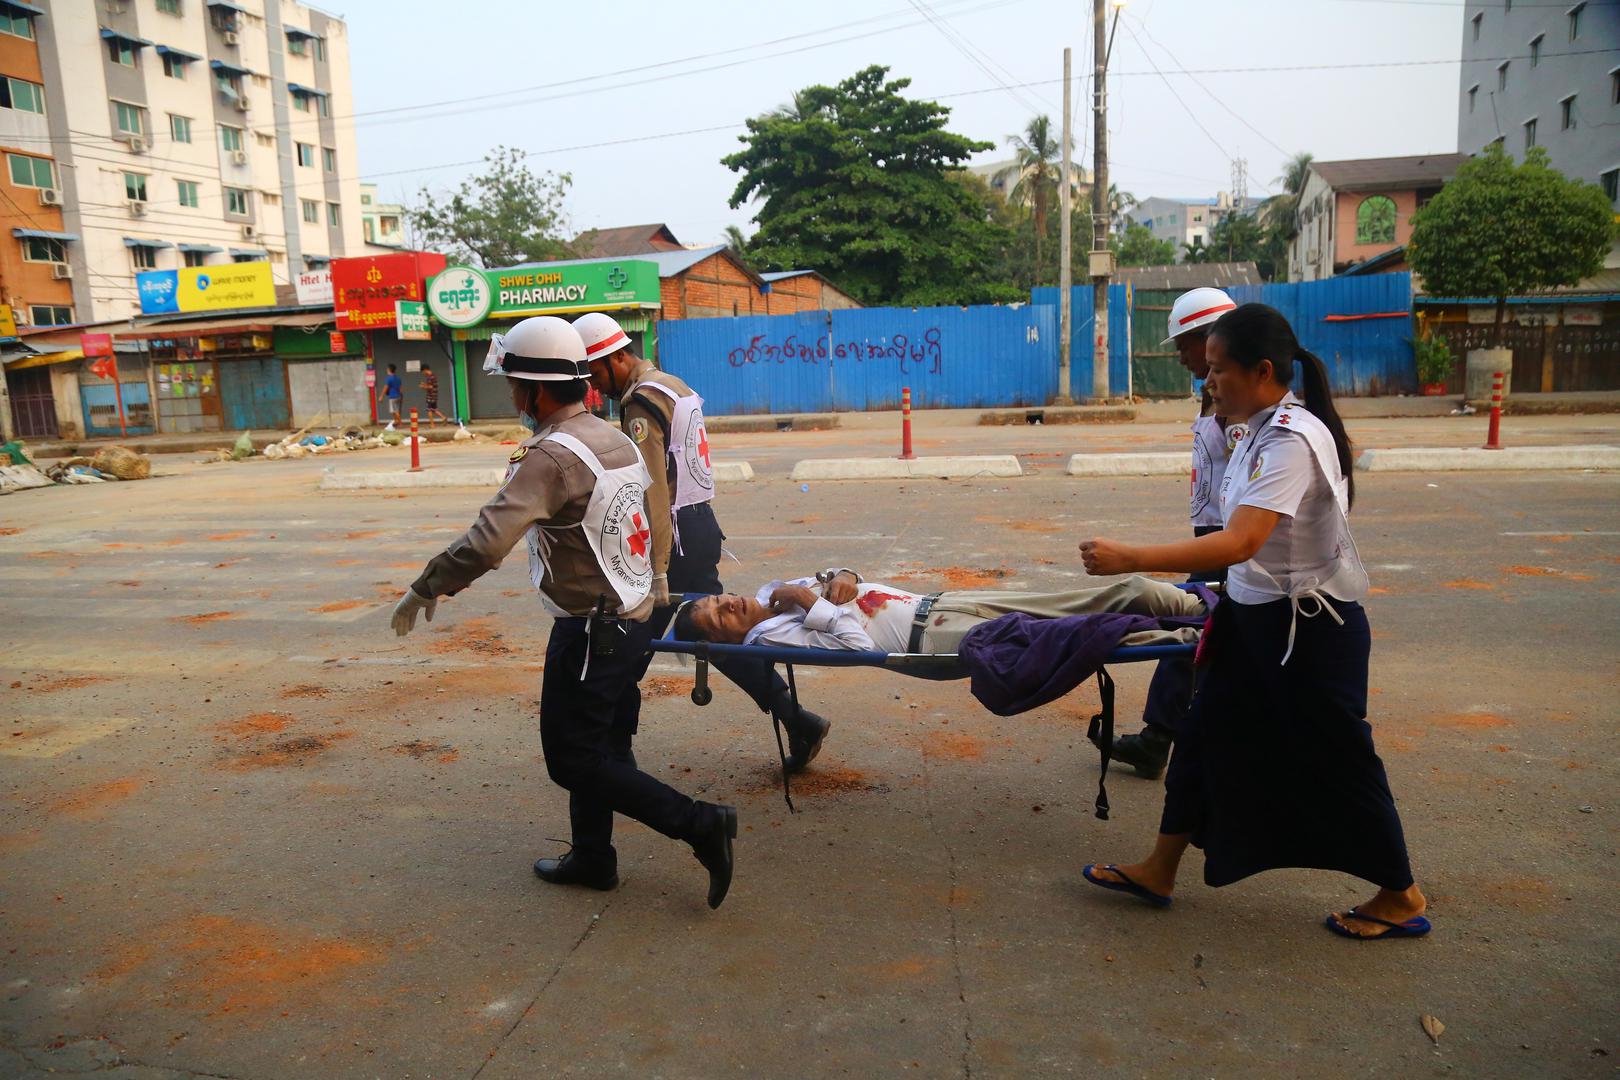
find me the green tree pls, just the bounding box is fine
[1258,150,1313,280]
[722,66,1018,306]
[1181,236,1209,264]
[1111,223,1176,266]
[1106,184,1137,232]
[1408,144,1614,346]
[409,146,573,268]
[1205,212,1279,279]
[722,224,750,255]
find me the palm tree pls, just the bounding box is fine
[722,224,749,253]
[1000,115,1069,272]
[1276,151,1314,197]
[1262,151,1314,243]
[768,90,821,122]
[1106,184,1138,232]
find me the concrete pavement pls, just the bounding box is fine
[1,454,1617,1078]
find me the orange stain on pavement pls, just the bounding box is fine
[1441,579,1495,591]
[47,777,147,819]
[173,611,239,625]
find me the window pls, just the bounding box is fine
[22,236,65,262]
[287,35,306,56]
[327,202,340,227]
[1505,0,1511,10]
[1530,34,1542,66]
[124,172,148,201]
[1468,85,1479,113]
[314,37,326,61]
[380,214,399,234]
[31,305,72,325]
[1498,61,1509,91]
[0,8,34,38]
[1524,117,1537,148]
[162,53,186,79]
[1569,1,1584,39]
[7,154,52,188]
[1561,95,1576,130]
[183,250,209,267]
[1611,68,1619,105]
[1601,169,1618,204]
[261,191,279,205]
[296,142,314,167]
[317,94,330,118]
[220,125,243,151]
[169,114,192,143]
[254,131,275,147]
[225,187,250,215]
[1472,12,1482,40]
[232,252,258,263]
[363,219,374,242]
[114,101,145,137]
[107,38,137,67]
[176,179,199,207]
[157,0,181,12]
[301,198,319,223]
[322,147,335,172]
[1354,195,1396,245]
[291,92,309,112]
[361,192,372,206]
[131,244,157,270]
[1,76,45,114]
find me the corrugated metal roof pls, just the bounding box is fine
[507,245,758,283]
[1310,153,1467,191]
[1113,262,1264,289]
[571,223,684,258]
[117,310,333,340]
[759,270,814,282]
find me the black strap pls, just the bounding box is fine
[905,593,944,653]
[773,664,797,814]
[502,354,590,378]
[1084,668,1116,820]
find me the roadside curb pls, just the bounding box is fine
[790,456,1022,481]
[1355,445,1620,471]
[707,414,839,434]
[978,406,1136,426]
[1067,452,1187,476]
[319,460,756,490]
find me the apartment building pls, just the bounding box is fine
[0,0,364,326]
[1125,192,1263,262]
[359,181,403,248]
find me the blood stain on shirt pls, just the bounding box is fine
[856,591,911,617]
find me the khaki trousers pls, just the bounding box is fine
[917,576,1205,654]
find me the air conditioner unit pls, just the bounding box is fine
[51,263,72,280]
[128,199,147,216]
[223,30,239,45]
[234,97,251,112]
[240,223,256,239]
[230,149,248,166]
[127,136,148,154]
[37,188,61,206]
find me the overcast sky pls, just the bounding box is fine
[338,0,1463,248]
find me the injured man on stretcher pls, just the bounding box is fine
[671,568,1207,654]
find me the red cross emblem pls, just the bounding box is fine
[1278,414,1291,425]
[627,512,651,559]
[696,427,711,468]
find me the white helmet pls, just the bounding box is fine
[1160,287,1237,346]
[573,311,632,363]
[484,316,589,381]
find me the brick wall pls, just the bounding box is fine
[659,258,862,321]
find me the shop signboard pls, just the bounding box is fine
[136,263,277,315]
[295,267,334,306]
[396,300,431,340]
[331,251,448,332]
[328,331,347,353]
[80,332,114,357]
[426,260,660,329]
[0,304,15,338]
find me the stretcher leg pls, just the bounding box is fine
[772,664,798,814]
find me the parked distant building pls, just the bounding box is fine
[1457,0,1620,213]
[1287,155,1467,282]
[963,157,1090,204]
[0,0,367,324]
[359,183,403,248]
[572,222,685,259]
[1124,193,1263,262]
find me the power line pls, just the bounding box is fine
[905,0,1052,117]
[1120,20,1233,166]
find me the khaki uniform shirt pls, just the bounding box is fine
[618,360,697,578]
[412,403,654,621]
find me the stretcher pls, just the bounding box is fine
[649,593,1206,818]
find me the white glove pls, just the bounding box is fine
[652,573,671,608]
[391,588,437,637]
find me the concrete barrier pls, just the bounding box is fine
[1066,452,1189,476]
[790,456,1023,481]
[1355,445,1620,472]
[320,460,757,490]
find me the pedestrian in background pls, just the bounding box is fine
[383,363,402,425]
[420,364,447,426]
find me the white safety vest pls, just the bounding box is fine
[517,430,654,618]
[1190,412,1231,528]
[1221,395,1368,663]
[636,378,715,512]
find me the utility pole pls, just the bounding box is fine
[1090,0,1113,402]
[1057,47,1073,404]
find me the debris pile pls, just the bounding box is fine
[0,443,153,495]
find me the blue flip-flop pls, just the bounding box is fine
[1082,863,1173,908]
[1324,908,1432,940]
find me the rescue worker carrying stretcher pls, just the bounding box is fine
[573,312,833,772]
[389,316,738,910]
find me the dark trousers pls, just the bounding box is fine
[541,616,699,865]
[1138,525,1228,739]
[621,502,790,721]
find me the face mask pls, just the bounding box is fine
[519,411,541,434]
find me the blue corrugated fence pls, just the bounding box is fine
[658,273,1414,413]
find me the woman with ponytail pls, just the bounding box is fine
[1076,303,1428,941]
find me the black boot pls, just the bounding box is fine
[772,690,831,774]
[533,849,619,891]
[1110,725,1173,780]
[689,802,738,910]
